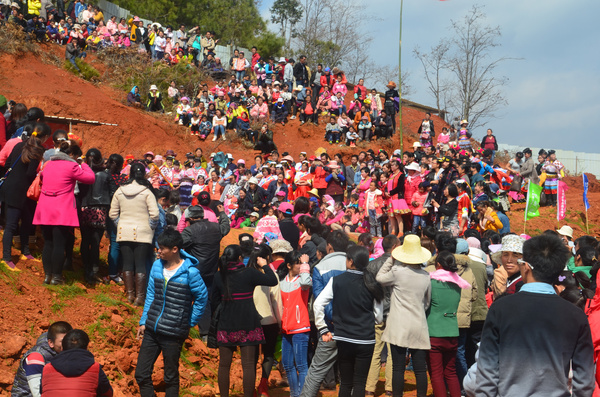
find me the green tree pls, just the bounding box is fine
[270,0,303,51]
[253,31,285,61]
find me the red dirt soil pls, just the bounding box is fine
[0,50,599,396]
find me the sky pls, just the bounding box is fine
[258,0,600,152]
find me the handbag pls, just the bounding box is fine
[510,175,523,192]
[206,303,222,349]
[27,174,42,201]
[0,153,23,188]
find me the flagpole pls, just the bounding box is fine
[524,180,530,235]
[586,208,590,234]
[398,0,404,150]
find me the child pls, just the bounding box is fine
[175,97,192,125]
[437,127,450,151]
[189,112,200,135]
[241,212,259,228]
[136,229,208,396]
[411,181,430,233]
[280,251,312,397]
[325,116,341,144]
[358,116,372,142]
[198,115,212,140]
[314,245,383,397]
[346,127,359,147]
[364,180,383,237]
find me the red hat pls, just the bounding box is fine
[125,154,134,160]
[278,202,294,215]
[309,156,317,161]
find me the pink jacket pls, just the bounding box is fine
[332,82,347,97]
[33,157,95,227]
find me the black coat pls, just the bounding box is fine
[0,142,39,209]
[79,170,111,207]
[279,218,299,249]
[181,214,230,288]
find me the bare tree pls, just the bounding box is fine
[413,40,450,113]
[295,0,372,69]
[373,65,412,98]
[270,0,303,52]
[344,37,375,84]
[445,5,511,129]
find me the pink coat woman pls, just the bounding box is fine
[33,155,95,227]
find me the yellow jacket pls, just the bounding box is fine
[28,0,41,16]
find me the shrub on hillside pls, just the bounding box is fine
[0,22,61,66]
[64,58,101,81]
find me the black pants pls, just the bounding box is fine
[3,202,35,260]
[375,126,392,139]
[80,225,104,280]
[41,225,73,276]
[260,324,280,379]
[135,329,185,397]
[219,345,257,397]
[337,341,374,397]
[300,112,317,123]
[466,320,484,368]
[390,346,428,397]
[121,242,152,274]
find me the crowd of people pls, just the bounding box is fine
[0,91,597,397]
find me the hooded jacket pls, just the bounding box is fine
[140,250,208,339]
[41,348,112,397]
[109,181,160,244]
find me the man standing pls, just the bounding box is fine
[40,329,113,397]
[136,229,208,397]
[12,322,72,397]
[201,31,217,59]
[301,231,349,397]
[293,55,309,88]
[476,234,594,396]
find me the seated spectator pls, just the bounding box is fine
[115,32,130,48]
[127,86,142,108]
[358,115,372,142]
[27,15,46,41]
[255,123,276,154]
[331,92,346,116]
[346,127,359,147]
[250,96,269,122]
[65,39,86,73]
[331,74,347,97]
[271,98,288,125]
[325,116,341,144]
[41,329,113,396]
[316,87,332,116]
[374,110,393,139]
[175,97,192,125]
[198,115,212,140]
[46,21,61,44]
[85,30,102,51]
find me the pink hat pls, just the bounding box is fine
[276,191,287,197]
[237,159,246,165]
[154,155,164,161]
[181,96,189,102]
[133,16,141,22]
[144,151,154,157]
[326,161,340,169]
[466,237,481,249]
[278,202,294,214]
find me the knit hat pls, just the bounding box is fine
[456,239,469,255]
[270,239,293,254]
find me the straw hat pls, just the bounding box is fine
[491,235,525,264]
[308,188,319,197]
[392,235,432,264]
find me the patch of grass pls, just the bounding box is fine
[189,327,201,340]
[47,284,86,300]
[0,261,19,282]
[87,318,110,338]
[93,293,134,311]
[64,58,100,81]
[50,301,66,313]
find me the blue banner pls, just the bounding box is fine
[583,173,591,210]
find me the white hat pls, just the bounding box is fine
[278,57,286,63]
[326,205,336,214]
[248,177,259,185]
[273,81,281,86]
[270,239,293,254]
[468,247,487,264]
[413,141,422,148]
[393,149,402,156]
[557,225,574,239]
[392,235,432,264]
[250,212,259,218]
[295,85,304,91]
[150,84,158,91]
[491,235,525,264]
[227,153,233,159]
[10,2,19,8]
[405,162,421,172]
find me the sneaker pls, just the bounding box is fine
[212,136,217,141]
[222,135,226,141]
[178,120,184,125]
[107,274,124,285]
[300,121,305,125]
[20,254,36,261]
[290,115,296,119]
[3,261,20,272]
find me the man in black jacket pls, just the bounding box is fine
[278,202,299,249]
[373,110,393,139]
[293,55,309,87]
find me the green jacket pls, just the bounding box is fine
[427,279,462,338]
[240,218,257,228]
[566,256,592,278]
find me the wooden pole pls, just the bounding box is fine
[398,0,403,150]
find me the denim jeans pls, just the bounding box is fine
[282,332,310,397]
[456,328,468,386]
[369,209,381,237]
[214,125,225,139]
[411,215,426,233]
[106,219,121,276]
[235,70,245,81]
[135,329,185,397]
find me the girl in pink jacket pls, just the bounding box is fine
[33,140,95,285]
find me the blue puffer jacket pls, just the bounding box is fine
[140,250,208,339]
[312,251,346,332]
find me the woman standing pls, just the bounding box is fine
[376,235,432,397]
[355,167,372,208]
[315,245,383,397]
[432,184,460,237]
[280,251,312,397]
[109,163,160,305]
[79,148,111,285]
[541,150,564,206]
[33,140,95,284]
[0,124,51,271]
[212,244,278,397]
[387,160,409,236]
[426,251,471,397]
[249,245,282,397]
[383,81,399,132]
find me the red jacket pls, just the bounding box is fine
[280,268,312,334]
[354,84,367,100]
[312,166,328,189]
[41,349,113,397]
